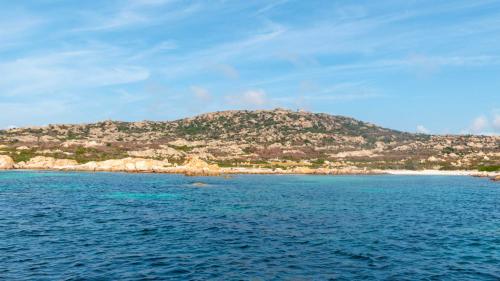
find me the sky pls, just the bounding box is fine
[0,0,499,135]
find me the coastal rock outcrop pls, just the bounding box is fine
[0,155,14,169]
[78,158,170,172]
[17,156,78,169]
[181,156,220,176]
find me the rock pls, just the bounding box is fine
[0,155,14,169]
[128,147,184,159]
[291,166,315,174]
[78,161,99,171]
[18,156,78,169]
[61,140,103,148]
[182,156,220,176]
[493,175,500,182]
[427,156,439,162]
[79,158,170,172]
[16,146,30,150]
[331,149,380,158]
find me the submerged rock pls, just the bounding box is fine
[0,155,14,169]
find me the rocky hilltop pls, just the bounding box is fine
[0,109,499,173]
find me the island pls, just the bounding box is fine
[1,109,499,180]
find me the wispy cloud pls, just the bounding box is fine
[0,0,499,131]
[160,22,286,78]
[469,116,489,134]
[209,64,240,79]
[190,86,211,102]
[254,0,289,16]
[300,82,383,101]
[0,14,44,50]
[129,41,177,61]
[74,1,200,32]
[0,50,149,96]
[225,89,271,108]
[493,114,500,131]
[416,125,430,134]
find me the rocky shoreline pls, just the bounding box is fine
[1,155,499,181]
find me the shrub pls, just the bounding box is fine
[478,165,500,172]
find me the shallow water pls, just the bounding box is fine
[0,171,499,280]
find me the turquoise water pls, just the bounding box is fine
[0,171,499,280]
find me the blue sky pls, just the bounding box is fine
[0,0,499,134]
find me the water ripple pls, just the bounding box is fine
[0,172,499,280]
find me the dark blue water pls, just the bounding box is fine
[0,172,499,280]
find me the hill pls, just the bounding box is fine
[0,109,498,170]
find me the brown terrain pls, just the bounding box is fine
[0,109,499,176]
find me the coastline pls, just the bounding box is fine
[1,155,498,180]
[2,167,498,179]
[380,169,495,176]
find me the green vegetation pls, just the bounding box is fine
[72,146,128,163]
[215,161,237,168]
[169,145,192,152]
[442,147,456,154]
[478,165,500,172]
[12,149,37,163]
[311,158,325,165]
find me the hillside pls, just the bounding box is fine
[0,108,498,170]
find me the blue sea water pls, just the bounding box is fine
[0,171,499,280]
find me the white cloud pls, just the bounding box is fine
[190,86,211,101]
[416,125,430,134]
[469,115,489,134]
[129,0,174,7]
[160,2,500,83]
[75,1,200,32]
[278,53,319,68]
[211,64,240,79]
[295,82,384,102]
[130,41,177,60]
[0,13,43,48]
[493,114,500,131]
[254,0,289,15]
[241,90,268,106]
[160,23,286,78]
[0,50,150,96]
[225,89,270,108]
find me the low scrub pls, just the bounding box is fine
[478,165,500,172]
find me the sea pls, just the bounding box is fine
[0,171,499,280]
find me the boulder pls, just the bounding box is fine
[78,161,99,171]
[291,166,315,174]
[19,156,78,169]
[0,155,14,169]
[79,158,169,172]
[182,156,220,176]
